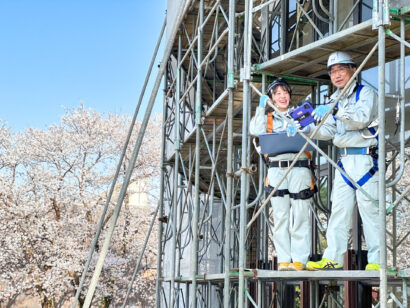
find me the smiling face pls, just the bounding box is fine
[271,85,291,112]
[329,64,356,89]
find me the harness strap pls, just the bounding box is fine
[267,112,273,133]
[309,174,316,190]
[369,126,379,147]
[340,147,372,156]
[264,185,289,197]
[333,84,363,121]
[289,185,318,200]
[355,84,363,102]
[263,111,317,198]
[333,84,378,189]
[269,160,310,169]
[265,176,317,199]
[354,86,378,146]
[337,157,378,190]
[264,184,317,200]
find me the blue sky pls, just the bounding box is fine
[0,1,166,131]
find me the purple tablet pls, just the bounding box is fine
[290,102,315,128]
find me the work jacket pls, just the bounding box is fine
[311,81,378,148]
[249,107,309,161]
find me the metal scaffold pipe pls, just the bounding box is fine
[378,10,388,308]
[71,16,166,308]
[155,63,168,308]
[386,17,406,188]
[238,0,253,306]
[82,0,190,306]
[169,34,182,308]
[121,203,160,308]
[191,0,203,306]
[280,0,287,54]
[224,0,236,305]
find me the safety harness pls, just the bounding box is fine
[335,85,379,190]
[263,112,317,200]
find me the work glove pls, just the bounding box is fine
[294,120,311,133]
[312,105,332,121]
[292,119,302,129]
[286,122,298,137]
[259,95,270,108]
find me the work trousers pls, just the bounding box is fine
[268,166,312,264]
[323,155,380,265]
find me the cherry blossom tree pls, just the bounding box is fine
[386,149,410,269]
[0,106,161,307]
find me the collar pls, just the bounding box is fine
[332,81,358,99]
[273,109,289,117]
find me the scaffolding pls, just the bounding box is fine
[154,0,410,307]
[72,1,410,307]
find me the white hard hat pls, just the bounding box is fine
[327,51,356,70]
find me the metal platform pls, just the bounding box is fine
[163,268,410,286]
[254,18,410,79]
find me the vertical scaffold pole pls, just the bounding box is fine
[403,278,408,308]
[280,0,287,54]
[333,0,338,34]
[170,35,182,308]
[224,0,236,306]
[191,0,203,306]
[238,0,253,307]
[155,62,168,308]
[377,1,387,306]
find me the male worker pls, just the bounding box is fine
[306,51,380,271]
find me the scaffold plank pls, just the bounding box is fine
[254,19,410,79]
[162,269,407,285]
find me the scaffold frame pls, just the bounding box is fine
[73,1,410,308]
[154,1,410,307]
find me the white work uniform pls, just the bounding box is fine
[250,106,312,264]
[310,81,380,265]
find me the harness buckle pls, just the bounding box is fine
[278,160,290,169]
[340,148,348,157]
[369,147,378,158]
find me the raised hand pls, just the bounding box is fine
[259,95,270,108]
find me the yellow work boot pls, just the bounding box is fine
[306,258,343,271]
[288,262,305,271]
[278,262,290,271]
[365,263,380,271]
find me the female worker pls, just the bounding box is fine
[249,78,314,271]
